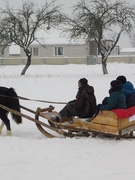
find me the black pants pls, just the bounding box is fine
[59,103,78,118]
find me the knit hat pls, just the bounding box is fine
[79,78,88,86]
[110,80,122,88]
[116,75,126,84]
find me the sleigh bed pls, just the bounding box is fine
[37,106,135,139]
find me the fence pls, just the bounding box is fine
[0,55,135,66]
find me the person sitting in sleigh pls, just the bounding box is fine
[51,78,97,123]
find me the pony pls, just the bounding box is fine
[0,86,22,136]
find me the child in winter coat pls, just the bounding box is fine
[116,75,135,108]
[99,80,127,111]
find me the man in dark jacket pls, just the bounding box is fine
[51,78,97,123]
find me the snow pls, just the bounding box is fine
[0,63,135,180]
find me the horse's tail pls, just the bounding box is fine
[7,88,22,124]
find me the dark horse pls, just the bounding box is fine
[0,86,22,136]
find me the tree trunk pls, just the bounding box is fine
[101,56,108,74]
[21,55,31,75]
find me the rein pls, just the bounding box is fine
[0,94,67,105]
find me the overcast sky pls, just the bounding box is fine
[1,0,135,48]
[1,0,75,12]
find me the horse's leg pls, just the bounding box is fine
[0,114,12,136]
[6,130,12,136]
[0,122,4,134]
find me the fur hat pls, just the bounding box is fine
[79,78,88,86]
[110,80,122,88]
[116,75,127,84]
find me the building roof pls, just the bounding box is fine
[120,48,135,53]
[35,29,86,45]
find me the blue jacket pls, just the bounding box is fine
[122,81,135,96]
[100,85,127,110]
[122,81,135,108]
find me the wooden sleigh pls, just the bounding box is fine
[1,103,135,140]
[36,105,135,140]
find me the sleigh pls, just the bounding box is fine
[33,105,135,140]
[1,103,135,140]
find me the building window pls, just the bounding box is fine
[32,47,39,56]
[54,47,63,56]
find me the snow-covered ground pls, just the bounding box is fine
[0,63,135,180]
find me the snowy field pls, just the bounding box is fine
[0,63,135,180]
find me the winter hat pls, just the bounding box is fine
[110,80,122,88]
[79,78,88,86]
[116,75,127,84]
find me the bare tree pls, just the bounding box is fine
[130,30,135,47]
[0,34,10,56]
[0,0,62,75]
[62,0,135,74]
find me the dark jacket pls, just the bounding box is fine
[100,85,127,110]
[71,84,97,118]
[122,81,135,108]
